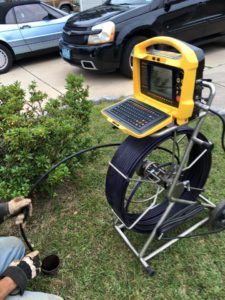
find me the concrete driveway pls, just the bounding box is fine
[0,40,225,110]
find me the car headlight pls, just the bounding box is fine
[88,21,115,45]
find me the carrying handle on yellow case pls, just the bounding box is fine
[134,36,197,64]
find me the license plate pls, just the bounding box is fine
[62,47,71,60]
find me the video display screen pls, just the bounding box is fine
[150,65,173,100]
[140,60,179,107]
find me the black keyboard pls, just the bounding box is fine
[104,98,169,134]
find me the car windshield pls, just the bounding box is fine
[107,0,151,5]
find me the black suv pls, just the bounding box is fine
[59,0,225,78]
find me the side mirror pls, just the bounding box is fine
[43,13,56,21]
[164,0,176,12]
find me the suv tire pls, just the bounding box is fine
[60,4,71,13]
[0,44,13,74]
[120,35,147,78]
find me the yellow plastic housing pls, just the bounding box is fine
[102,36,202,138]
[133,36,199,124]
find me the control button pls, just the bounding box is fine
[176,95,181,102]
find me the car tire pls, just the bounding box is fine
[0,44,13,74]
[120,36,147,78]
[60,5,71,13]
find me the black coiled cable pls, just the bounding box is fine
[20,143,121,251]
[208,108,225,151]
[20,111,225,248]
[106,126,212,234]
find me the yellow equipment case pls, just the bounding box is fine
[102,36,205,138]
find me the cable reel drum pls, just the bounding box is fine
[106,128,212,234]
[102,36,224,275]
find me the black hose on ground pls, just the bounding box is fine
[20,143,121,251]
[208,108,225,152]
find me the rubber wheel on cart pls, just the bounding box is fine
[210,200,225,229]
[120,36,147,78]
[0,44,13,74]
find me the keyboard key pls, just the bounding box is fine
[104,98,169,134]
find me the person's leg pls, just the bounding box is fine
[0,236,25,274]
[6,291,63,300]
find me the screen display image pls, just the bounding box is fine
[140,60,180,107]
[150,66,173,100]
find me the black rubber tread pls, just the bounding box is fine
[120,35,146,78]
[60,5,71,13]
[0,44,13,74]
[210,200,225,229]
[106,126,212,233]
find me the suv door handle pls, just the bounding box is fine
[20,25,31,29]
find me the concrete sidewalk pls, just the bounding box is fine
[0,40,225,109]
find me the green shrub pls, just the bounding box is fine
[0,74,93,199]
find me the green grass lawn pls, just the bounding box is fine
[23,103,225,299]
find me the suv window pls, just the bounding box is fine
[14,4,49,23]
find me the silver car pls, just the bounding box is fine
[0,0,72,73]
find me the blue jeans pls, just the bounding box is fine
[0,236,63,300]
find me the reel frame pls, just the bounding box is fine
[110,80,220,275]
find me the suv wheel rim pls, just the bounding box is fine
[0,49,8,70]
